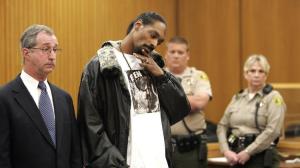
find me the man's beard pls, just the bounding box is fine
[133,44,154,56]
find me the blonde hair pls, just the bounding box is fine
[243,54,270,74]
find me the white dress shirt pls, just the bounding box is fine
[20,70,55,118]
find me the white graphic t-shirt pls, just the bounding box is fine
[113,48,168,168]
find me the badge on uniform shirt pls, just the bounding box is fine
[272,96,283,106]
[259,101,265,107]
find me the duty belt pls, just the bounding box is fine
[228,134,256,152]
[172,133,207,152]
[172,133,208,160]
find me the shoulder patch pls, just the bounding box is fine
[272,96,283,106]
[198,72,209,81]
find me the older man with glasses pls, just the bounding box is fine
[0,24,82,168]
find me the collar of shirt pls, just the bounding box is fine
[114,48,144,70]
[20,70,54,109]
[241,88,264,100]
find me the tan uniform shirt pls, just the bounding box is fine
[217,88,286,155]
[167,67,212,135]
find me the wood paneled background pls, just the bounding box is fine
[177,0,241,122]
[1,0,300,124]
[0,0,176,113]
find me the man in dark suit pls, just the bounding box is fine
[0,24,82,168]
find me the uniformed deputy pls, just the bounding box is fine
[165,36,213,168]
[217,54,286,168]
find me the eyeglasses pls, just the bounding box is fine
[30,47,62,54]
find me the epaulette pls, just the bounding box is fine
[238,89,244,94]
[235,89,244,100]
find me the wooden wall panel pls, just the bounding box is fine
[177,0,241,123]
[2,0,300,124]
[0,0,176,111]
[241,0,300,133]
[241,0,300,83]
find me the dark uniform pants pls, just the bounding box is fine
[231,148,280,168]
[172,143,207,168]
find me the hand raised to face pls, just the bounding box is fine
[134,49,164,77]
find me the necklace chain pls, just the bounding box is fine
[119,43,133,70]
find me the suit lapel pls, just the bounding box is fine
[13,77,55,148]
[50,84,64,151]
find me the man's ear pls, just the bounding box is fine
[134,20,143,31]
[22,48,30,60]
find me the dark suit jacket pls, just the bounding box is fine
[0,76,82,168]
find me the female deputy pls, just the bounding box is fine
[217,54,286,168]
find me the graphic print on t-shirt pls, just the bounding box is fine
[127,70,160,114]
